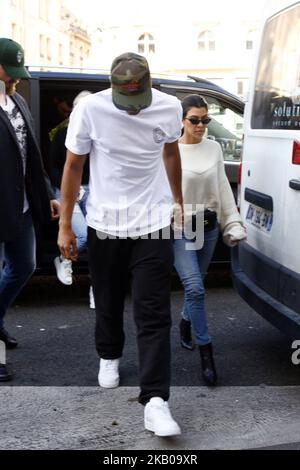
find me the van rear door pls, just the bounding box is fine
[241,2,300,272]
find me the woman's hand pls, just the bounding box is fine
[172,201,184,230]
[50,199,60,220]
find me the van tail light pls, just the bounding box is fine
[237,162,242,210]
[292,141,300,164]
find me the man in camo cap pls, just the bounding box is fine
[110,52,152,114]
[58,52,183,437]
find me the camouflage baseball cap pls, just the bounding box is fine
[0,38,30,79]
[110,52,152,113]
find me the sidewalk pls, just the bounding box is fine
[1,385,300,450]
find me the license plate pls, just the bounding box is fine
[246,204,273,232]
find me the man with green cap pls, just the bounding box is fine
[58,52,183,437]
[0,38,60,381]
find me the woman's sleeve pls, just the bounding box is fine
[217,146,246,244]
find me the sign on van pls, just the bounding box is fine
[271,98,300,129]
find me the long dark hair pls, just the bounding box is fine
[181,94,208,118]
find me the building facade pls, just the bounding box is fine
[0,0,260,99]
[86,4,260,100]
[0,0,91,70]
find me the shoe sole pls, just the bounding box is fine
[54,258,73,285]
[98,374,120,388]
[98,380,119,388]
[144,420,181,437]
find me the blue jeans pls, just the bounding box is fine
[173,225,219,345]
[0,210,36,328]
[55,186,89,253]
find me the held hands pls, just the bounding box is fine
[50,199,60,220]
[171,202,184,231]
[57,225,78,262]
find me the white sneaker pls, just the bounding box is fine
[144,397,181,437]
[98,358,120,388]
[54,256,73,285]
[89,286,95,309]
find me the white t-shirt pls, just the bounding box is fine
[0,95,29,213]
[66,88,182,237]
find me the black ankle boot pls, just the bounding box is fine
[199,343,217,386]
[179,318,194,350]
[0,327,18,349]
[0,363,12,381]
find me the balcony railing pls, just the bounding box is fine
[69,24,89,40]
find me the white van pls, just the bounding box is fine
[232,1,300,337]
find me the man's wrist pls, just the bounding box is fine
[173,197,183,206]
[59,220,72,229]
[174,199,183,207]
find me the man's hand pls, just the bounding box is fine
[56,150,86,261]
[57,225,77,261]
[50,199,60,220]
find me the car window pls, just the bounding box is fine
[175,91,244,162]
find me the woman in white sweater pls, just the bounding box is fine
[174,94,246,386]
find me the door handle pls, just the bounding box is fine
[289,179,300,190]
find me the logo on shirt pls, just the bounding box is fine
[153,127,166,143]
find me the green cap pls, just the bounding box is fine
[0,38,30,79]
[110,52,152,113]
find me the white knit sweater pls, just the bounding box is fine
[179,138,246,246]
